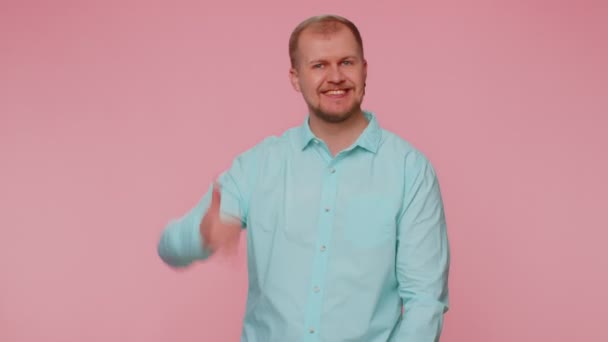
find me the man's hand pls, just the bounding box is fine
[200,183,242,255]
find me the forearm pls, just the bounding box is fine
[158,188,213,268]
[396,216,450,341]
[396,297,447,341]
[157,215,211,267]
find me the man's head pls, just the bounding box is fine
[288,15,367,124]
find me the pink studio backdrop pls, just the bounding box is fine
[1,1,606,341]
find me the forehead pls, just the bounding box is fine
[297,24,361,61]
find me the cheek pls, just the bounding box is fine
[348,69,366,83]
[301,78,321,95]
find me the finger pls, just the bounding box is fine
[201,228,212,252]
[209,182,222,213]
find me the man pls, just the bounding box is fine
[158,14,450,342]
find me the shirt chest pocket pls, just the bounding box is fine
[342,195,397,248]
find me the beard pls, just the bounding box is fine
[311,106,358,123]
[308,94,364,124]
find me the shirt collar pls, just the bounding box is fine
[299,111,382,153]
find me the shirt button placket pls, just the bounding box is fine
[303,162,338,341]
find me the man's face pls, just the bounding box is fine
[289,25,367,124]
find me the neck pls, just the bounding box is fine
[308,110,369,156]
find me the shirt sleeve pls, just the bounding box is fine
[157,151,255,268]
[395,150,450,341]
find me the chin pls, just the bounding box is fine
[313,108,357,124]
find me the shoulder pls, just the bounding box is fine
[231,125,299,164]
[379,128,434,170]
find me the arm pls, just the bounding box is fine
[157,185,213,268]
[395,151,450,341]
[157,154,252,268]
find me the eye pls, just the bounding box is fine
[312,63,324,69]
[341,60,353,66]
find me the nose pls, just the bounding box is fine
[327,65,345,84]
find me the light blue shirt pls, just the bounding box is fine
[158,111,450,341]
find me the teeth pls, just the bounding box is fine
[325,90,346,95]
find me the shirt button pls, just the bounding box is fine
[309,327,315,334]
[313,286,320,293]
[324,208,330,212]
[329,168,336,173]
[320,245,326,252]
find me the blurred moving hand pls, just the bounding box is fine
[200,183,241,255]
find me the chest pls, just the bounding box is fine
[245,151,404,249]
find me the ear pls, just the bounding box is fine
[289,67,301,92]
[362,59,368,95]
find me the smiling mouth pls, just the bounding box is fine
[322,89,350,97]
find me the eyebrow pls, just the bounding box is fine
[307,56,359,65]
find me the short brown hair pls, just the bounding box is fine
[288,14,364,68]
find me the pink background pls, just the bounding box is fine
[1,1,607,341]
